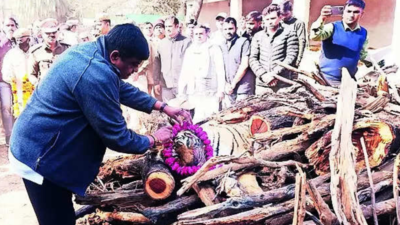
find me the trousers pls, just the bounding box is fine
[0,82,14,143]
[23,178,76,225]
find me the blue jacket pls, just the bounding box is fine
[10,37,157,196]
[320,21,367,81]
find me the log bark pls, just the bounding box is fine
[293,168,307,225]
[76,209,150,225]
[142,153,175,200]
[394,154,400,225]
[237,173,264,195]
[306,181,338,225]
[193,183,220,206]
[306,119,395,175]
[140,195,200,223]
[329,69,367,225]
[75,190,155,206]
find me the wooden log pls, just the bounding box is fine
[178,170,390,222]
[293,167,307,225]
[76,209,150,225]
[394,154,400,225]
[263,198,400,225]
[360,137,379,225]
[237,173,264,195]
[193,183,220,206]
[305,119,395,175]
[75,190,155,206]
[329,69,367,225]
[306,181,338,225]
[97,156,144,183]
[177,155,307,196]
[140,195,200,223]
[142,153,175,200]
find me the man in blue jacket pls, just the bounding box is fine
[9,24,191,225]
[311,0,368,86]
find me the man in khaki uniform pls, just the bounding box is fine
[28,18,70,85]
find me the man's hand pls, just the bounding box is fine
[154,85,161,96]
[260,73,279,87]
[320,5,332,22]
[153,126,174,144]
[225,83,234,95]
[217,92,225,102]
[163,105,192,125]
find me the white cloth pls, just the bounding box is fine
[190,95,220,124]
[123,75,149,134]
[1,47,30,110]
[9,148,44,185]
[178,41,225,97]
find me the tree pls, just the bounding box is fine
[14,0,70,24]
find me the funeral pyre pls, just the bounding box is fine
[76,66,400,225]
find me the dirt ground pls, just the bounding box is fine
[0,143,39,225]
[0,131,126,225]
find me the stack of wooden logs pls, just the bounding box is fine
[76,68,400,225]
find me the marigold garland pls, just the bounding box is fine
[163,122,214,176]
[11,74,35,118]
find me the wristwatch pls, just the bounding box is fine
[160,102,168,113]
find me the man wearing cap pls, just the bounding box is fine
[242,11,263,41]
[211,12,227,45]
[153,16,191,102]
[61,19,79,46]
[2,28,34,118]
[311,0,368,86]
[272,0,307,67]
[153,19,166,46]
[1,16,18,146]
[28,18,70,86]
[93,13,111,37]
[221,17,255,107]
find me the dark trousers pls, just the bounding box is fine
[23,178,76,225]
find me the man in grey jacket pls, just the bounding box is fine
[250,5,299,95]
[153,16,191,102]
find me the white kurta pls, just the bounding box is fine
[1,47,30,114]
[179,41,226,123]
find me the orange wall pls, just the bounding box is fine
[199,0,397,48]
[242,0,272,15]
[198,1,230,31]
[309,0,397,48]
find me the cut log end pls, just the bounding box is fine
[250,115,270,136]
[145,172,175,200]
[306,120,395,175]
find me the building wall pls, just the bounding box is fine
[198,1,230,31]
[309,0,397,48]
[200,0,397,48]
[242,0,272,15]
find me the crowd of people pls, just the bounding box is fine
[0,0,369,143]
[0,0,370,224]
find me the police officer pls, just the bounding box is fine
[28,18,70,86]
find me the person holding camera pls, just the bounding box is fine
[311,0,368,86]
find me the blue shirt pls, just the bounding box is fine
[10,36,157,196]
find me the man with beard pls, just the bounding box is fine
[2,28,34,118]
[153,16,191,102]
[1,16,18,146]
[28,18,70,86]
[311,0,368,86]
[242,11,263,41]
[221,17,255,107]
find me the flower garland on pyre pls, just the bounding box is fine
[11,75,35,118]
[163,122,214,176]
